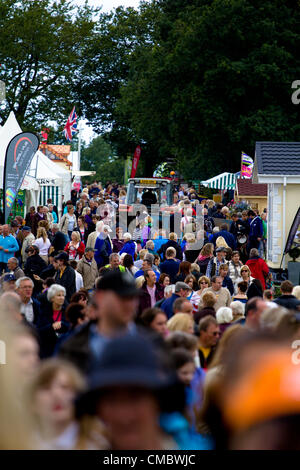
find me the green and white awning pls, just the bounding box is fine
[201,172,237,190]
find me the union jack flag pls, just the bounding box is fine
[63,107,78,141]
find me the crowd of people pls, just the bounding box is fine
[0,181,300,450]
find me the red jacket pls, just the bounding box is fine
[64,241,85,260]
[246,257,269,290]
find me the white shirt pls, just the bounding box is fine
[34,237,51,256]
[75,271,84,291]
[20,298,34,323]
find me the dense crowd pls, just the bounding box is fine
[0,181,300,450]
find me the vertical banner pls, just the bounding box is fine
[241,151,253,178]
[284,206,300,254]
[3,132,40,223]
[130,145,141,178]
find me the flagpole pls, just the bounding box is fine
[78,120,83,171]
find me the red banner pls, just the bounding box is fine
[130,145,141,178]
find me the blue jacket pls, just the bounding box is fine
[0,234,19,264]
[153,237,168,253]
[160,293,180,319]
[160,412,214,450]
[134,269,160,281]
[209,230,237,250]
[249,216,263,241]
[159,259,181,284]
[222,275,234,296]
[119,240,136,259]
[94,235,109,268]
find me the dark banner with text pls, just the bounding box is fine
[3,132,39,223]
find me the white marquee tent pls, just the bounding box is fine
[0,111,72,211]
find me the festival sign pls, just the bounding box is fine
[3,132,39,222]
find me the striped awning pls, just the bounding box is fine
[201,172,237,190]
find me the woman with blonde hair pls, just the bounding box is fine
[27,359,108,449]
[34,227,51,264]
[64,231,85,260]
[167,313,194,335]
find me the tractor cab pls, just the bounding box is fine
[126,178,174,208]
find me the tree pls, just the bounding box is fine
[76,0,300,180]
[0,0,97,132]
[75,2,164,175]
[117,0,300,179]
[80,135,124,184]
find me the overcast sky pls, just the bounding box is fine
[75,0,141,14]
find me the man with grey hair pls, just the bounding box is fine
[77,248,99,290]
[160,281,192,319]
[15,276,40,325]
[105,253,125,272]
[145,240,156,255]
[7,257,24,280]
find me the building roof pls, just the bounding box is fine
[255,142,300,175]
[236,178,267,197]
[39,143,72,166]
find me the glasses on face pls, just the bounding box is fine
[241,270,248,274]
[200,281,208,285]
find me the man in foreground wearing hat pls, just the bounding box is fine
[58,270,140,373]
[160,282,192,319]
[75,333,212,450]
[75,334,180,450]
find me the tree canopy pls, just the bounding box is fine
[1,0,300,180]
[76,0,300,179]
[80,135,124,184]
[0,0,97,131]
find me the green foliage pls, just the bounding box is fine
[0,0,97,132]
[288,246,300,262]
[80,135,124,184]
[77,0,300,180]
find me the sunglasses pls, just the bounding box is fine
[200,281,208,284]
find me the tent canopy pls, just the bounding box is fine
[0,111,22,167]
[201,172,237,190]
